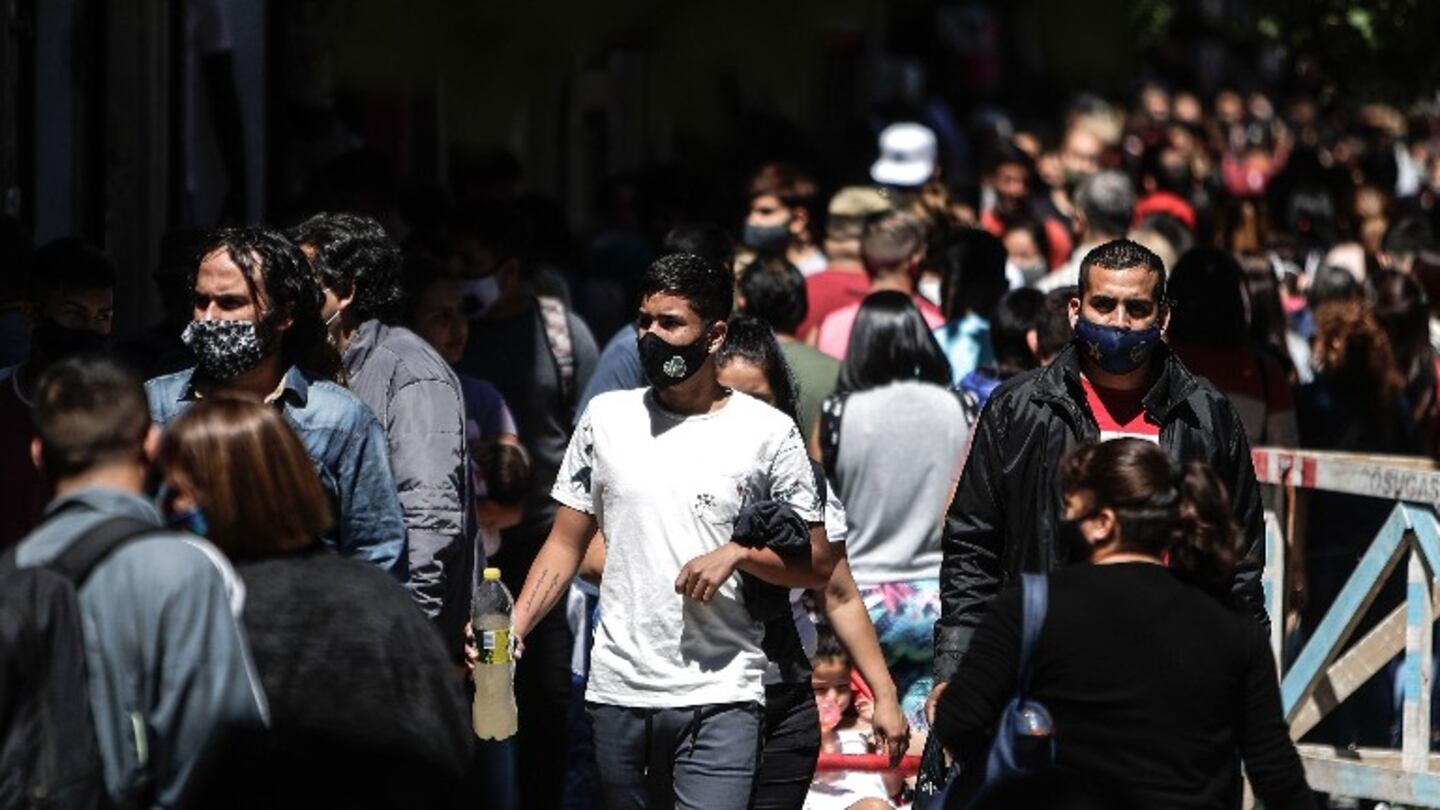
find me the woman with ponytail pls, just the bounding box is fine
[932,438,1314,809]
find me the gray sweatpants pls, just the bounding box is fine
[587,701,764,810]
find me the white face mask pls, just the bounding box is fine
[1006,259,1048,287]
[918,277,943,307]
[459,276,502,318]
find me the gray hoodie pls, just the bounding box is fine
[343,320,471,653]
[14,487,268,808]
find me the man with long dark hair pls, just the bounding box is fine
[144,226,407,577]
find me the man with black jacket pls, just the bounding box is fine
[931,239,1267,694]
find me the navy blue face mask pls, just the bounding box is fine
[1073,317,1163,375]
[156,484,209,537]
[167,508,209,537]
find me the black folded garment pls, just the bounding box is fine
[732,500,811,625]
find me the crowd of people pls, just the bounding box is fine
[6,79,1440,810]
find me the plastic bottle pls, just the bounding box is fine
[471,567,518,740]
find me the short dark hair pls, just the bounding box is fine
[198,227,336,379]
[289,212,404,324]
[992,288,1044,371]
[30,238,115,304]
[739,256,808,336]
[662,223,736,275]
[937,229,1008,321]
[1383,217,1437,264]
[1308,265,1363,309]
[638,252,734,323]
[1078,239,1167,303]
[1036,286,1077,360]
[32,356,149,480]
[1140,144,1192,196]
[813,622,849,665]
[983,141,1035,178]
[838,290,951,393]
[748,163,819,213]
[999,217,1051,270]
[1167,248,1248,347]
[860,210,925,273]
[715,314,800,428]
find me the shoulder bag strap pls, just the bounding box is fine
[48,516,164,585]
[1016,572,1049,697]
[819,392,848,483]
[536,296,577,411]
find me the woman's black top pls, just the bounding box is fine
[933,563,1314,810]
[200,545,474,808]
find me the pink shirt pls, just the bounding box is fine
[815,296,945,360]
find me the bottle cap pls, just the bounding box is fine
[483,567,502,581]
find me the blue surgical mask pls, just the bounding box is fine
[156,483,209,537]
[1073,317,1163,375]
[167,508,210,537]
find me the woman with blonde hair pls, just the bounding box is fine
[157,398,473,807]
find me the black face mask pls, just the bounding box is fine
[1055,517,1093,562]
[34,317,108,361]
[637,328,713,390]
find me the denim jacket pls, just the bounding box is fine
[145,365,409,579]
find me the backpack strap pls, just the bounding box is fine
[47,516,165,585]
[536,296,577,415]
[1016,572,1049,697]
[954,384,982,430]
[819,392,849,483]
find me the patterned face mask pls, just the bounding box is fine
[181,319,265,380]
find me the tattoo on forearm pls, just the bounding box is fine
[526,570,560,614]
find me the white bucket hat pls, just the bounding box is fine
[871,122,937,188]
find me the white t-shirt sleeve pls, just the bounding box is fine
[766,425,824,524]
[824,485,848,546]
[551,408,596,514]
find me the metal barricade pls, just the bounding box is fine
[1254,448,1440,805]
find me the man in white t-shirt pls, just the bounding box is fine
[512,253,835,809]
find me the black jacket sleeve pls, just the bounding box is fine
[933,585,1023,800]
[1238,625,1316,809]
[1221,401,1270,628]
[935,400,1007,682]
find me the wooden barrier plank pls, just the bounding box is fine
[1297,744,1440,769]
[1282,505,1410,717]
[1408,503,1440,574]
[1291,601,1407,739]
[1253,448,1440,501]
[1289,580,1440,740]
[1263,508,1285,668]
[1299,753,1440,805]
[1402,547,1434,772]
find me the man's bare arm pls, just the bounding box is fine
[513,506,598,639]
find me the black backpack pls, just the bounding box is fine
[0,516,163,810]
